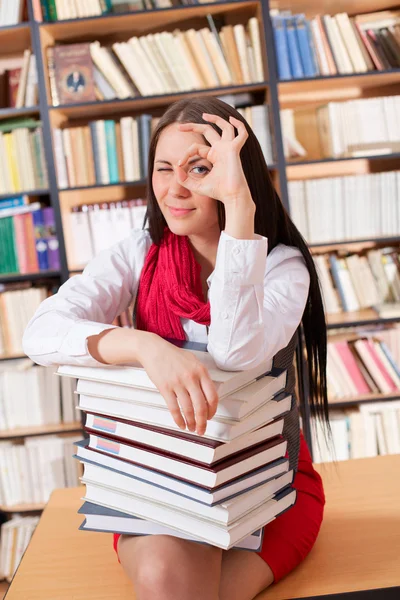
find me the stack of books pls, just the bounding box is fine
[57,341,296,550]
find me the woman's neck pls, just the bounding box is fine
[188,231,220,281]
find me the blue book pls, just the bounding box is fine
[305,19,320,76]
[285,16,304,78]
[0,196,26,211]
[272,15,292,80]
[32,209,49,271]
[104,120,119,184]
[380,342,400,379]
[295,14,316,77]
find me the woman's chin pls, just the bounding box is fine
[166,220,197,237]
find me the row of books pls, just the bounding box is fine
[0,359,78,431]
[327,337,400,400]
[69,200,147,266]
[315,96,400,159]
[0,284,50,357]
[0,516,39,582]
[38,0,212,22]
[315,247,400,314]
[0,0,24,26]
[53,103,273,189]
[271,9,400,80]
[288,172,400,244]
[0,200,60,275]
[0,434,81,507]
[312,400,400,463]
[48,16,263,104]
[0,51,38,110]
[58,342,297,548]
[0,119,48,196]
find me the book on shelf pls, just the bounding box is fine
[0,118,48,196]
[0,0,25,27]
[0,358,78,431]
[0,434,82,508]
[327,335,400,401]
[0,51,38,110]
[288,171,400,244]
[313,247,400,317]
[69,200,147,267]
[312,399,400,462]
[271,8,400,80]
[0,283,51,357]
[78,500,265,551]
[0,201,61,275]
[47,16,264,104]
[57,342,295,549]
[0,516,39,582]
[53,101,273,190]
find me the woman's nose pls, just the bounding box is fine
[169,170,190,197]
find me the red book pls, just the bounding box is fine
[334,341,370,394]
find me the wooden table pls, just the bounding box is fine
[5,455,400,600]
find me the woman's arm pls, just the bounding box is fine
[207,232,310,371]
[22,229,152,367]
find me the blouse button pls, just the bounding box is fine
[221,311,229,319]
[232,246,241,255]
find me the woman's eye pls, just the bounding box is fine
[191,165,209,175]
[157,168,172,172]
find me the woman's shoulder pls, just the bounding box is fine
[112,227,153,260]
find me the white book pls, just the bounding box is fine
[81,462,293,526]
[79,501,266,550]
[79,392,291,442]
[83,411,285,465]
[87,432,287,489]
[77,369,287,421]
[83,482,296,549]
[75,439,289,506]
[58,345,273,400]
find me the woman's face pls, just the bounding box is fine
[152,123,219,238]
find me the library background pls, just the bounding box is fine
[1,0,400,594]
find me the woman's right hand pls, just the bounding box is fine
[138,334,219,436]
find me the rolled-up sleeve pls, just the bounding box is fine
[22,229,151,368]
[207,231,310,371]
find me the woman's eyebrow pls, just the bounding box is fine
[155,157,203,165]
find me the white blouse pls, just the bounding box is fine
[22,229,310,371]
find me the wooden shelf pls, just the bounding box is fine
[49,82,269,120]
[0,189,49,201]
[0,23,30,53]
[0,502,45,513]
[0,580,9,600]
[0,106,40,120]
[279,69,400,108]
[40,1,256,40]
[0,270,60,284]
[327,308,400,329]
[286,151,400,169]
[269,0,400,18]
[0,422,83,440]
[310,236,400,253]
[328,391,400,408]
[60,179,147,193]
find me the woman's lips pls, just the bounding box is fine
[168,206,195,217]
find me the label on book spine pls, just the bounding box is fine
[93,416,118,434]
[96,437,120,455]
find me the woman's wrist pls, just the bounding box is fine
[87,327,158,366]
[224,194,256,240]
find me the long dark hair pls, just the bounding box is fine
[145,96,329,427]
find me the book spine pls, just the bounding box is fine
[42,206,60,270]
[32,209,49,271]
[39,1,50,22]
[104,120,119,184]
[46,0,58,22]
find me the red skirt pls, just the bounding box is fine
[112,431,325,583]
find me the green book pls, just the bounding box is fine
[39,1,50,22]
[46,0,58,22]
[0,119,41,133]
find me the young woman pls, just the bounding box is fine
[23,96,329,600]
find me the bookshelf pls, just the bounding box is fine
[1,3,400,581]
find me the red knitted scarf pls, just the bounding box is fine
[136,228,211,340]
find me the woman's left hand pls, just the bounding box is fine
[176,113,254,209]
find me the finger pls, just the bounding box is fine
[186,381,209,436]
[202,113,235,141]
[200,373,219,420]
[178,143,210,168]
[161,388,186,430]
[229,115,249,150]
[175,385,196,433]
[178,122,221,145]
